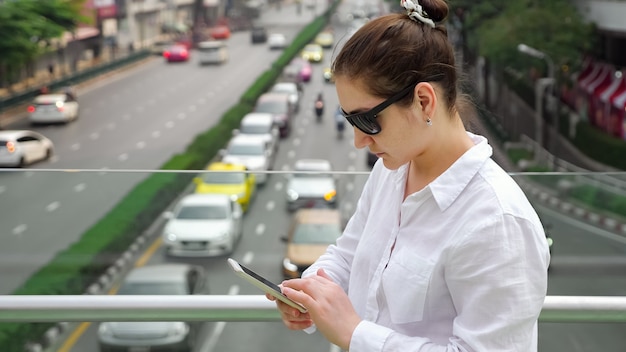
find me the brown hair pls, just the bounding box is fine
[333,0,471,118]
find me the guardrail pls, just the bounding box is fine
[0,295,625,323]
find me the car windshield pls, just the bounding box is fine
[240,124,271,134]
[293,223,341,244]
[228,143,264,155]
[271,85,295,94]
[176,205,227,220]
[201,172,245,184]
[117,282,187,295]
[255,100,286,114]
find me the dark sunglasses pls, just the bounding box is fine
[340,82,417,135]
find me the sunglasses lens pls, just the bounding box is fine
[352,114,381,135]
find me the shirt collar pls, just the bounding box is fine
[428,132,492,211]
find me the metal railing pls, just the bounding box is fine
[0,295,625,323]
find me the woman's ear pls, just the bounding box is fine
[414,82,437,118]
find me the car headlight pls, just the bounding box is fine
[324,190,337,202]
[97,323,112,338]
[165,233,177,242]
[283,258,298,272]
[287,189,299,201]
[169,322,189,337]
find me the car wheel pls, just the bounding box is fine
[17,156,26,168]
[45,148,53,161]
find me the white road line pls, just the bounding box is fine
[293,138,301,146]
[274,182,283,191]
[199,285,240,352]
[45,201,60,212]
[89,132,99,140]
[165,121,175,129]
[266,200,275,211]
[136,141,146,149]
[0,186,5,194]
[13,224,27,236]
[71,143,80,151]
[50,156,59,163]
[287,150,296,159]
[107,122,116,130]
[118,154,129,161]
[135,106,145,113]
[177,113,186,120]
[188,105,197,112]
[122,113,131,120]
[242,252,254,265]
[346,182,354,192]
[152,131,161,138]
[255,223,266,236]
[348,151,357,160]
[74,183,86,192]
[197,98,206,104]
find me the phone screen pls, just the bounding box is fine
[238,262,283,295]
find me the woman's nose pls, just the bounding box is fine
[352,128,371,149]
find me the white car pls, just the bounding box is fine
[286,159,338,211]
[0,130,54,167]
[268,33,287,50]
[221,134,274,184]
[234,112,280,154]
[162,193,243,257]
[269,82,301,112]
[28,93,79,124]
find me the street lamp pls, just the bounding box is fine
[518,43,555,163]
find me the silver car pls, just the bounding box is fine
[234,112,280,155]
[269,82,301,112]
[97,263,207,352]
[286,159,338,212]
[162,193,243,257]
[221,134,274,184]
[28,93,79,124]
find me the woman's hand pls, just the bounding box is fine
[281,268,362,350]
[265,289,313,331]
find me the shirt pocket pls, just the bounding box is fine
[381,251,434,324]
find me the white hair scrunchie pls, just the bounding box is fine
[401,0,435,28]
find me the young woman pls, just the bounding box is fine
[269,1,550,351]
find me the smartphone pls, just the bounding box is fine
[227,258,307,313]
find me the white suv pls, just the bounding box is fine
[221,134,274,184]
[234,112,279,154]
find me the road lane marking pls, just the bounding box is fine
[0,186,5,194]
[293,138,301,146]
[152,131,161,138]
[346,182,354,192]
[74,183,86,192]
[255,223,266,236]
[188,105,197,112]
[50,155,59,163]
[135,237,163,268]
[107,122,116,130]
[57,321,92,352]
[177,112,186,120]
[89,132,99,140]
[287,150,295,159]
[122,113,131,120]
[266,200,275,211]
[12,224,27,236]
[274,182,283,191]
[136,141,146,149]
[118,153,129,161]
[71,143,80,151]
[199,285,239,352]
[242,251,254,265]
[165,121,175,129]
[46,201,60,212]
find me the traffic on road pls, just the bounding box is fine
[0,1,624,352]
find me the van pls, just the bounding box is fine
[197,41,229,65]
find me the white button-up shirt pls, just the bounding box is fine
[304,133,550,351]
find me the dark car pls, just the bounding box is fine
[251,26,268,43]
[254,92,294,138]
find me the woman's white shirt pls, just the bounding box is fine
[303,132,550,352]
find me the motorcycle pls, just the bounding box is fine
[314,99,324,122]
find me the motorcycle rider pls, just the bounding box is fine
[335,105,345,139]
[314,92,324,122]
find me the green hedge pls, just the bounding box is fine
[3,2,341,350]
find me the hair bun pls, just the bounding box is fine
[400,0,440,28]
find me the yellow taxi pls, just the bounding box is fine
[300,43,324,63]
[314,31,334,49]
[193,162,256,212]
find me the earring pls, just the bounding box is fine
[426,118,432,126]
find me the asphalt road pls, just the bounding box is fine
[2,1,625,351]
[0,1,326,296]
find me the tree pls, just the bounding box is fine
[448,0,594,76]
[0,0,89,88]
